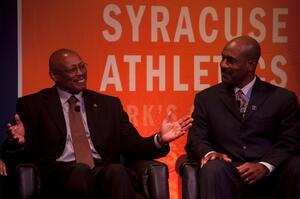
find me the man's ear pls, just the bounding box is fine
[247,59,257,72]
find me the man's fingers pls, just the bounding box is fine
[248,179,255,185]
[236,163,248,173]
[202,154,217,166]
[244,173,257,184]
[7,124,16,137]
[0,162,7,176]
[210,156,217,160]
[15,114,22,125]
[201,158,208,168]
[2,166,7,176]
[200,160,204,168]
[243,177,252,184]
[172,129,186,140]
[177,115,192,126]
[8,125,14,132]
[240,169,253,179]
[180,117,193,127]
[222,154,232,162]
[201,153,231,168]
[177,129,186,136]
[201,155,214,168]
[13,135,19,140]
[180,122,193,132]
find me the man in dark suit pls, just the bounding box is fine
[186,36,300,199]
[4,48,193,199]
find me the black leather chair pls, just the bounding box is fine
[15,164,41,199]
[177,155,273,199]
[176,155,199,199]
[13,160,169,199]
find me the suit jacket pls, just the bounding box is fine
[3,87,169,171]
[186,78,299,167]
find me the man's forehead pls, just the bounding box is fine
[222,42,244,57]
[53,53,81,69]
[62,53,69,57]
[222,48,237,58]
[60,51,79,58]
[62,55,82,66]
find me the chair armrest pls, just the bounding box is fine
[127,160,170,199]
[15,164,41,199]
[177,155,199,199]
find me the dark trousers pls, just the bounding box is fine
[198,157,300,199]
[41,160,137,199]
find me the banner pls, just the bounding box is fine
[21,1,300,198]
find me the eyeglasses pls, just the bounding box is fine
[56,62,87,75]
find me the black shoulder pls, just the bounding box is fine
[83,89,122,108]
[194,83,224,98]
[18,87,54,102]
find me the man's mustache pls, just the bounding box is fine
[221,68,233,75]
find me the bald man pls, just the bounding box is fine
[186,36,300,199]
[4,49,192,199]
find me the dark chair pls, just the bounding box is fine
[13,160,169,199]
[177,154,273,199]
[176,155,199,199]
[15,164,41,199]
[127,160,170,199]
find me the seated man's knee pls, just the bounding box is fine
[200,159,233,179]
[67,163,96,198]
[283,156,300,177]
[96,164,136,198]
[103,164,129,180]
[70,163,93,180]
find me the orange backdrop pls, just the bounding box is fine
[21,1,300,198]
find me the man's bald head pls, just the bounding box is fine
[49,49,81,72]
[226,36,261,63]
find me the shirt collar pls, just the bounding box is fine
[234,76,256,96]
[56,87,83,105]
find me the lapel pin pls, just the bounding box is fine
[251,105,257,111]
[93,103,98,108]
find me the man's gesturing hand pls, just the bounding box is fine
[158,112,193,144]
[7,114,25,144]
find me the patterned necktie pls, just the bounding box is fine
[68,95,94,168]
[235,90,248,116]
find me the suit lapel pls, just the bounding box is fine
[83,90,107,159]
[42,87,67,136]
[244,78,270,120]
[83,91,99,139]
[219,83,243,121]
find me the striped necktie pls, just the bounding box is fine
[235,90,248,117]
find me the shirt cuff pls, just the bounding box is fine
[154,134,168,148]
[204,151,216,157]
[259,162,275,175]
